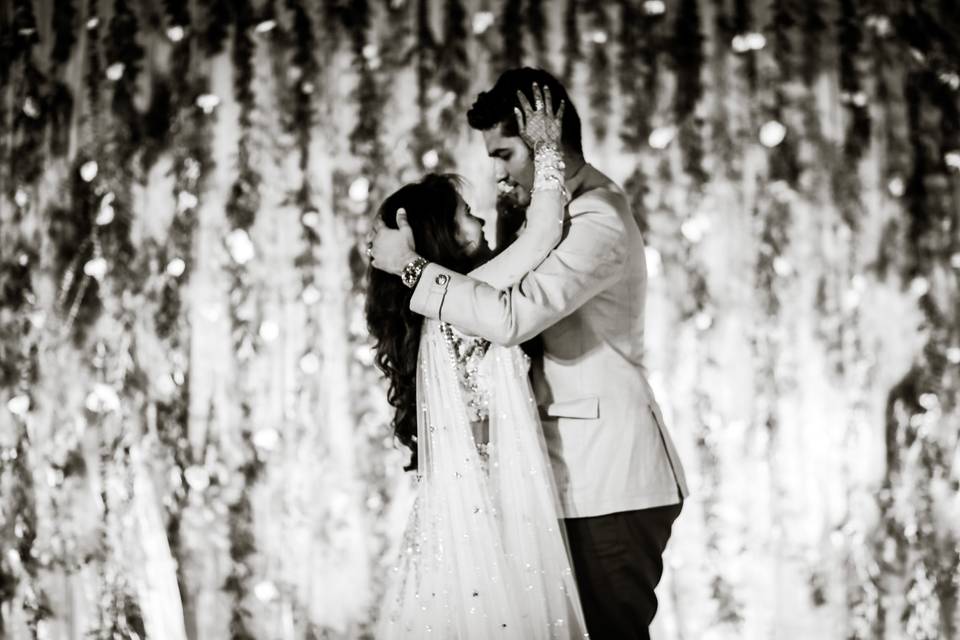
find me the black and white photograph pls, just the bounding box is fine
[0,0,958,638]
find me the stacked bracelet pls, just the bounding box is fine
[531,142,570,205]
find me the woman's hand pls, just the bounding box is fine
[514,83,565,152]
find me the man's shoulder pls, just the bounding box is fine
[569,165,628,216]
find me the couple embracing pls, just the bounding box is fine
[365,67,688,639]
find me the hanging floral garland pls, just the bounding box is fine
[561,0,580,87]
[221,1,266,636]
[499,0,523,69]
[201,0,232,57]
[410,0,445,172]
[105,0,144,166]
[83,339,147,639]
[618,0,665,236]
[731,0,757,92]
[585,3,611,141]
[526,0,546,64]
[0,262,50,636]
[672,0,706,189]
[438,0,470,133]
[48,0,77,157]
[836,0,870,163]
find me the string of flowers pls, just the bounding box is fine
[152,0,217,606]
[585,3,611,141]
[731,0,757,92]
[499,0,523,69]
[48,0,77,157]
[618,0,665,235]
[410,0,448,172]
[836,0,870,163]
[0,3,73,626]
[0,275,51,637]
[222,1,265,636]
[672,0,706,190]
[561,0,580,87]
[5,0,46,194]
[438,0,469,133]
[526,0,546,64]
[84,339,146,639]
[878,7,960,634]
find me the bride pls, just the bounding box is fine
[365,85,587,638]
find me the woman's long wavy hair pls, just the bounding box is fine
[365,174,481,471]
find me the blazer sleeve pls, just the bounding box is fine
[409,190,629,346]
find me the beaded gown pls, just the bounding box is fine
[375,319,587,638]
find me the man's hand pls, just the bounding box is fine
[368,208,420,275]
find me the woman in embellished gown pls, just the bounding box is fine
[366,86,587,639]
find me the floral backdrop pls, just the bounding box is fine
[0,0,958,638]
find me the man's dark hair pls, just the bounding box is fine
[467,67,583,156]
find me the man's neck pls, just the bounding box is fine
[564,155,586,180]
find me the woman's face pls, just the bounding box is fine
[454,195,488,257]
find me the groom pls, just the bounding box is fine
[370,68,688,639]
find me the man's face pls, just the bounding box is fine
[482,125,534,207]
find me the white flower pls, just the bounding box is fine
[773,256,792,277]
[252,428,280,452]
[83,257,108,280]
[301,210,320,228]
[7,395,30,417]
[909,276,929,297]
[945,151,960,171]
[106,62,125,81]
[259,320,280,342]
[14,189,29,207]
[759,120,787,147]
[178,191,198,210]
[196,93,221,114]
[421,149,439,169]
[694,312,713,331]
[227,229,255,264]
[254,580,279,602]
[887,176,905,197]
[95,203,115,226]
[255,19,277,34]
[643,1,666,15]
[472,11,495,35]
[85,384,120,413]
[22,98,39,118]
[183,465,210,491]
[680,214,711,243]
[590,30,608,44]
[80,160,99,182]
[301,285,321,305]
[167,25,185,42]
[349,177,370,203]
[86,17,99,29]
[648,125,676,150]
[299,352,321,374]
[166,258,186,277]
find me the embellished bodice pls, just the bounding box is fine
[438,322,491,423]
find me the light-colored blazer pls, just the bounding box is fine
[410,164,689,518]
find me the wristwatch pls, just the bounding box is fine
[401,256,429,288]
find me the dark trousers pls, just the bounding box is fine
[564,502,683,640]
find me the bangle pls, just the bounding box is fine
[532,143,570,204]
[400,256,429,288]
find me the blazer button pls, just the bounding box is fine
[435,274,450,286]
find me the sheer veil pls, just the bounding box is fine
[377,320,586,638]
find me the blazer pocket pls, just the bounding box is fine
[541,396,600,419]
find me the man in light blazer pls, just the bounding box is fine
[370,68,688,640]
